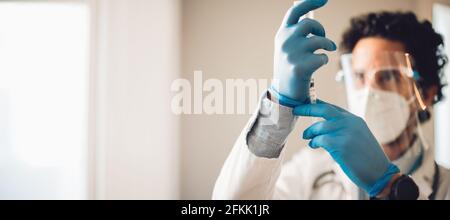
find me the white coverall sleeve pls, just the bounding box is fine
[212,92,299,200]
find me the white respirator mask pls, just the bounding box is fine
[349,88,415,145]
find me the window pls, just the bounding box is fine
[0,1,90,199]
[434,4,450,169]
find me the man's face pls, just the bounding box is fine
[350,37,417,160]
[351,37,412,100]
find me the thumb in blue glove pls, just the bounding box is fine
[293,100,400,197]
[271,0,337,107]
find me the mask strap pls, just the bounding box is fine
[406,54,427,111]
[415,115,431,151]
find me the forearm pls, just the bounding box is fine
[247,91,298,158]
[213,91,298,199]
[212,135,285,200]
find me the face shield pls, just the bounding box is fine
[340,51,427,146]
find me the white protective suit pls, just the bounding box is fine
[212,93,450,200]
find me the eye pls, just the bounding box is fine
[375,69,399,83]
[378,71,393,82]
[351,71,367,89]
[354,71,365,81]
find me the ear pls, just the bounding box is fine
[423,86,438,107]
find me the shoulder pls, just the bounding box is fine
[437,165,450,184]
[436,164,450,199]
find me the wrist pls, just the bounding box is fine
[376,173,402,199]
[367,163,400,197]
[268,87,303,108]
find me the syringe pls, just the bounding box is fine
[294,1,317,105]
[309,78,317,104]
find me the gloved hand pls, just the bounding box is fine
[270,0,337,107]
[293,100,400,197]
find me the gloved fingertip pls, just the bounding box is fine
[302,131,310,140]
[331,41,337,51]
[311,0,328,7]
[308,141,319,149]
[322,40,337,51]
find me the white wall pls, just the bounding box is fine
[87,0,450,199]
[92,0,180,199]
[416,0,450,20]
[180,0,424,199]
[434,3,450,169]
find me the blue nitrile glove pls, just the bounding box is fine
[293,100,400,197]
[270,0,337,107]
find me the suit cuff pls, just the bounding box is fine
[247,91,298,158]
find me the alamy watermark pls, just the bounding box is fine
[171,71,273,115]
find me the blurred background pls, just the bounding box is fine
[0,0,449,200]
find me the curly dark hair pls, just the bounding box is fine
[341,11,448,103]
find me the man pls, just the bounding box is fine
[213,0,450,200]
